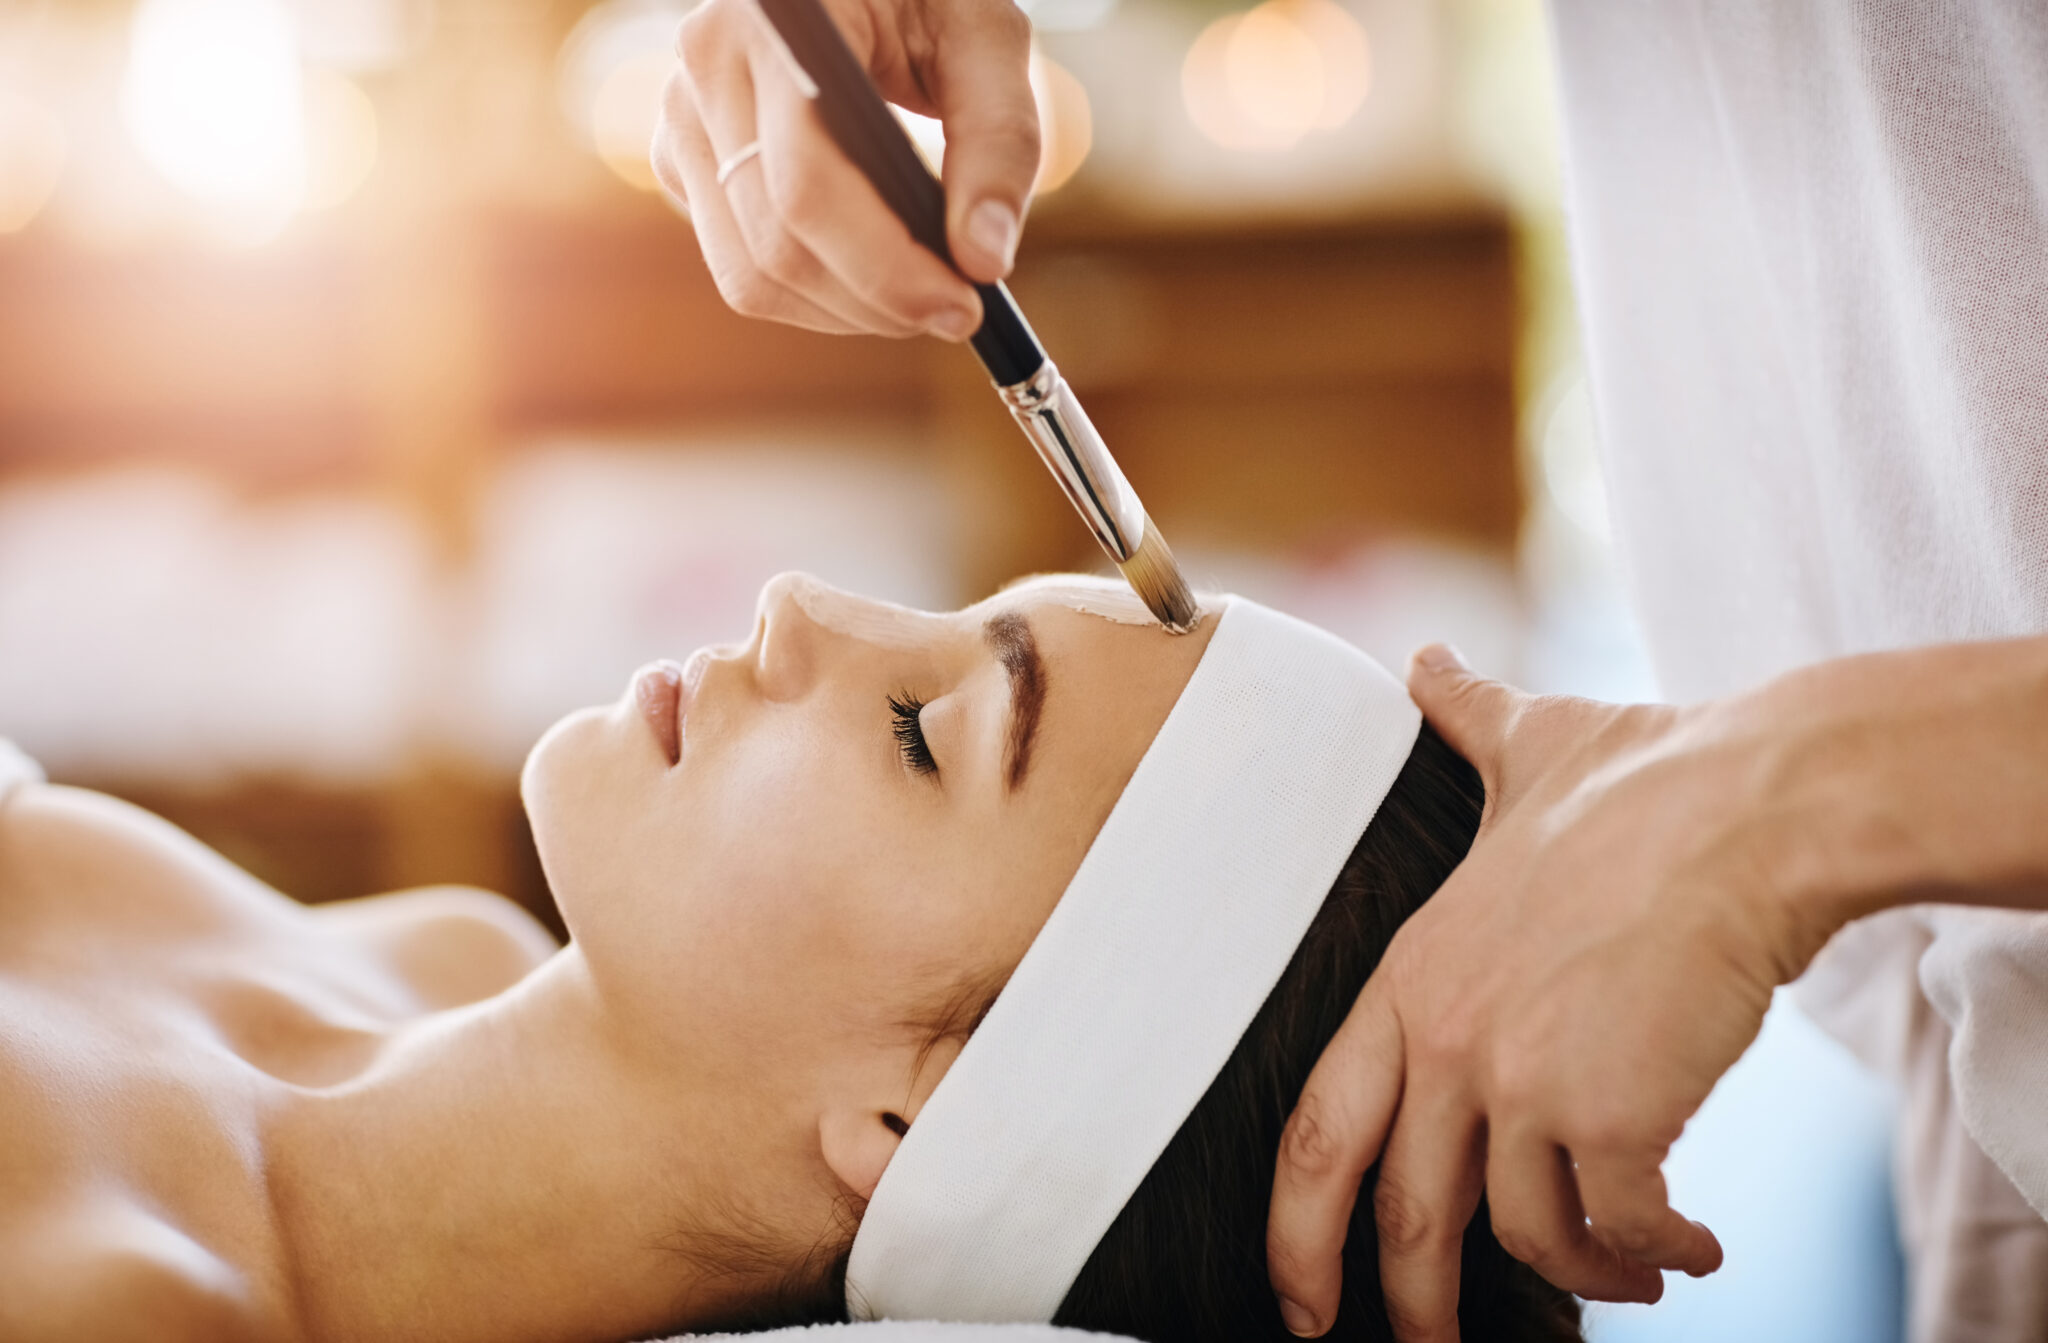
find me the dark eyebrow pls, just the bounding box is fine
[983,611,1045,791]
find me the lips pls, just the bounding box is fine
[632,659,687,766]
[632,651,713,767]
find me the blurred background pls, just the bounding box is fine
[0,2,1898,1336]
[1,0,1622,917]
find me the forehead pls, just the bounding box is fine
[968,576,1217,701]
[973,580,1216,777]
[929,582,1216,951]
[984,574,1174,628]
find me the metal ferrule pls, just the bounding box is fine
[998,360,1147,564]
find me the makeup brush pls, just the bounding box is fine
[750,0,1199,633]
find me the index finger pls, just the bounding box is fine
[1268,974,1404,1335]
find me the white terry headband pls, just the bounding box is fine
[846,596,1422,1320]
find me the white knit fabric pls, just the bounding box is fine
[1549,5,2048,1338]
[845,597,1420,1321]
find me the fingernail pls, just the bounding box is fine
[1277,1297,1320,1337]
[966,199,1019,271]
[926,306,980,341]
[1416,643,1468,673]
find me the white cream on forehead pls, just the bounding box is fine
[785,571,1207,650]
[1000,574,1210,631]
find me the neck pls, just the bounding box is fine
[267,949,824,1343]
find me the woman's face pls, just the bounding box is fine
[522,572,1214,1162]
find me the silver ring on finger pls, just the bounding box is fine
[715,140,763,186]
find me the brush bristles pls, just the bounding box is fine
[1119,517,1199,634]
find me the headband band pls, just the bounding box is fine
[846,597,1421,1320]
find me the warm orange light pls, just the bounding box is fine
[302,69,379,211]
[1182,0,1371,153]
[1029,51,1092,193]
[1290,0,1371,129]
[122,0,308,241]
[592,48,675,193]
[888,51,1091,196]
[1228,6,1324,142]
[558,3,692,194]
[0,94,67,234]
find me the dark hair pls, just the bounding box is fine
[1050,721,1580,1341]
[707,724,1579,1340]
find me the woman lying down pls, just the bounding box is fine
[0,572,1580,1343]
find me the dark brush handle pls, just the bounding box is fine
[752,0,1046,387]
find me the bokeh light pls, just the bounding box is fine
[592,48,675,191]
[1182,0,1371,153]
[122,0,309,239]
[292,0,432,73]
[1226,7,1324,143]
[557,1,687,194]
[1288,0,1372,130]
[1030,51,1093,193]
[301,68,380,212]
[888,51,1093,197]
[0,93,67,235]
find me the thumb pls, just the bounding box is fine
[1406,644,1516,784]
[928,0,1040,283]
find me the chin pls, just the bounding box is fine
[520,704,617,907]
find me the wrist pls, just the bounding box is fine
[1719,637,2048,956]
[1741,705,1917,958]
[1701,710,1871,982]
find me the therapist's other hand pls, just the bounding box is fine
[652,0,1038,340]
[1266,648,1841,1341]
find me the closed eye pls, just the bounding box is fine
[889,693,939,778]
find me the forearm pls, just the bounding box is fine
[1735,634,2048,949]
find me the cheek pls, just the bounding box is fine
[562,697,1055,1064]
[680,732,895,1009]
[678,739,1024,1057]
[575,709,898,1051]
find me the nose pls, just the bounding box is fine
[753,571,834,702]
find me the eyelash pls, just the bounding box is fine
[889,693,939,777]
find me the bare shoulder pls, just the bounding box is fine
[0,1196,284,1343]
[0,784,141,887]
[314,886,560,1008]
[0,784,292,934]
